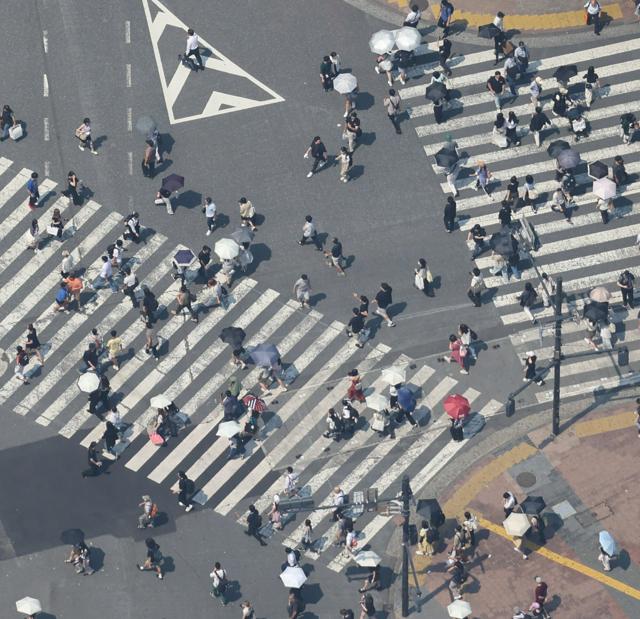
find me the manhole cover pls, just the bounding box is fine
[516,472,537,488]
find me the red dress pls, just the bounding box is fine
[449,339,466,369]
[347,375,366,402]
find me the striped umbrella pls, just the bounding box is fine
[242,394,266,412]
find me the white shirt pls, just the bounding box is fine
[105,409,121,425]
[585,0,600,14]
[61,255,74,273]
[123,272,136,288]
[100,260,113,279]
[493,15,504,30]
[186,33,199,53]
[405,8,421,23]
[503,492,516,510]
[204,201,216,218]
[112,246,123,264]
[302,221,316,237]
[210,567,226,586]
[332,490,346,507]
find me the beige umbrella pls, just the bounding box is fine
[214,238,240,260]
[447,599,472,618]
[150,394,172,409]
[589,286,612,303]
[369,30,396,55]
[366,393,389,412]
[593,177,616,200]
[16,597,42,615]
[355,550,381,567]
[395,27,422,52]
[216,420,242,438]
[381,366,406,385]
[503,512,530,537]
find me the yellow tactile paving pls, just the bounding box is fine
[479,516,640,600]
[413,442,537,581]
[425,3,624,30]
[574,411,636,437]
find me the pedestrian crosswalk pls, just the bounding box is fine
[0,158,506,571]
[397,34,640,404]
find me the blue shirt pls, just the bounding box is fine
[56,288,68,303]
[27,178,38,194]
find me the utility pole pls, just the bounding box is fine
[552,277,563,436]
[401,475,411,617]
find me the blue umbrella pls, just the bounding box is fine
[599,530,617,556]
[249,343,280,367]
[397,387,416,412]
[173,249,196,267]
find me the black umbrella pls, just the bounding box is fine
[566,106,582,121]
[161,173,185,193]
[521,495,546,515]
[489,231,516,257]
[557,149,581,169]
[425,82,448,103]
[135,115,157,135]
[60,528,85,545]
[546,140,571,158]
[478,23,501,39]
[416,498,445,528]
[552,65,578,83]
[434,147,459,169]
[220,327,246,348]
[584,301,609,323]
[588,161,608,179]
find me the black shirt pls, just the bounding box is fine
[83,349,98,368]
[438,39,451,59]
[487,76,505,94]
[348,314,364,333]
[88,444,100,465]
[375,288,392,309]
[198,249,211,266]
[331,241,343,258]
[26,330,40,348]
[320,61,332,77]
[1,107,13,126]
[310,141,327,159]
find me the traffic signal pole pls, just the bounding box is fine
[552,277,563,435]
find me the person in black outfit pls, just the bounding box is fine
[437,36,452,76]
[346,308,367,347]
[198,245,211,276]
[81,442,103,477]
[103,420,119,457]
[88,374,110,417]
[176,470,195,512]
[443,196,456,233]
[304,137,328,177]
[246,504,267,545]
[141,285,159,324]
[79,343,99,374]
[498,202,512,227]
[612,156,628,186]
[320,56,333,92]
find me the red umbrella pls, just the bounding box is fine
[242,394,266,413]
[444,394,470,420]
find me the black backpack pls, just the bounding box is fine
[107,243,116,258]
[184,478,196,494]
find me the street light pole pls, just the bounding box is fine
[552,277,563,436]
[401,475,411,617]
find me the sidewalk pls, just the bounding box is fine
[373,0,637,33]
[400,403,640,618]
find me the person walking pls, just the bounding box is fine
[537,272,555,308]
[137,495,156,528]
[549,187,572,223]
[359,565,381,593]
[373,282,395,327]
[530,106,552,147]
[320,55,333,92]
[24,324,44,365]
[463,511,479,551]
[329,51,341,77]
[443,196,456,232]
[583,65,600,109]
[437,0,454,35]
[172,284,198,321]
[414,258,433,297]
[344,111,361,153]
[293,274,311,309]
[417,520,436,556]
[337,146,353,183]
[347,369,366,403]
[486,71,506,111]
[504,56,519,96]
[81,441,103,478]
[529,76,543,111]
[26,218,40,252]
[383,88,402,135]
[325,237,346,275]
[458,323,477,361]
[585,0,602,34]
[359,593,376,619]
[241,601,255,618]
[14,346,30,384]
[620,113,638,145]
[468,223,488,259]
[66,171,81,206]
[246,504,267,545]
[138,538,163,579]
[143,318,160,361]
[473,161,492,198]
[174,470,195,512]
[121,266,138,307]
[444,334,468,374]
[503,176,520,209]
[492,11,506,64]
[52,281,71,313]
[88,374,111,417]
[612,155,628,186]
[468,268,485,307]
[447,558,466,600]
[617,269,635,309]
[105,330,123,371]
[142,141,156,178]
[519,282,538,324]
[524,352,545,386]
[210,562,229,605]
[506,111,521,146]
[238,196,258,231]
[514,41,530,74]
[75,118,98,154]
[346,308,368,348]
[437,35,453,76]
[403,4,421,26]
[522,174,538,211]
[503,491,518,517]
[202,197,216,235]
[0,104,17,140]
[102,420,119,458]
[534,576,551,619]
[304,136,328,178]
[185,28,204,69]
[26,172,39,210]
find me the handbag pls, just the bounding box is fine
[149,432,164,446]
[414,272,425,290]
[46,225,59,235]
[426,269,434,283]
[9,124,23,140]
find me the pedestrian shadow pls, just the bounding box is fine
[60,528,86,545]
[301,582,323,605]
[546,594,562,613]
[616,548,631,570]
[38,190,57,209]
[254,212,266,227]
[243,242,271,276]
[308,293,326,308]
[92,135,108,150]
[316,232,329,249]
[214,212,230,229]
[175,189,202,211]
[344,254,356,269]
[388,301,407,322]
[600,11,614,32]
[447,19,468,36]
[160,555,175,574]
[349,164,364,181]
[541,512,563,539]
[358,131,376,147]
[154,158,173,177]
[158,133,175,156]
[356,91,375,111]
[89,545,105,572]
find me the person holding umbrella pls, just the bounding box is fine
[598,531,617,570]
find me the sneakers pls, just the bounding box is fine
[78,145,85,151]
[206,230,212,236]
[388,321,396,327]
[460,369,469,375]
[91,150,98,155]
[185,504,194,512]
[374,66,381,74]
[178,501,185,507]
[306,172,313,178]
